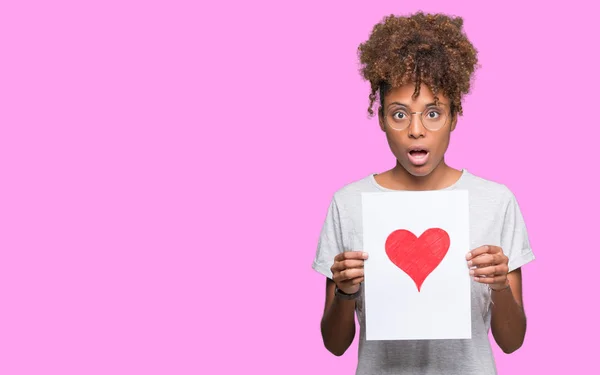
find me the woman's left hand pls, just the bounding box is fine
[466,245,510,290]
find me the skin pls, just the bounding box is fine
[320,83,528,356]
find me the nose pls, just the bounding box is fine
[408,112,425,138]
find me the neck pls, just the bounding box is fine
[390,159,460,191]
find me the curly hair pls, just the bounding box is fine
[357,12,480,118]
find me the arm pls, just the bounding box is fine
[320,278,357,356]
[319,251,368,356]
[490,268,527,353]
[468,246,528,354]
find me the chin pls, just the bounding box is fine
[399,159,437,177]
[407,167,432,177]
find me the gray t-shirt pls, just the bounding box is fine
[312,169,535,375]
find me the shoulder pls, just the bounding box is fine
[461,171,517,211]
[331,174,378,202]
[325,174,380,217]
[463,170,515,199]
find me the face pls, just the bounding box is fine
[378,83,457,177]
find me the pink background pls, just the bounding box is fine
[0,0,597,374]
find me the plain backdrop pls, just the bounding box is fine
[0,0,598,374]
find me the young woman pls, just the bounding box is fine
[312,12,535,375]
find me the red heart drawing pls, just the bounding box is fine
[385,228,450,292]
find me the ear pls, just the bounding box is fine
[378,106,386,132]
[450,113,458,132]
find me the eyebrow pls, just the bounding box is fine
[388,101,442,108]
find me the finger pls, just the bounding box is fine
[338,276,364,287]
[331,259,364,272]
[486,245,502,254]
[496,253,509,265]
[338,259,365,270]
[469,263,491,271]
[469,253,494,267]
[466,245,491,260]
[470,265,500,277]
[339,268,364,281]
[338,275,364,285]
[473,275,506,284]
[472,253,507,266]
[334,251,369,262]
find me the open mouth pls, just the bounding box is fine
[409,149,429,158]
[407,148,430,166]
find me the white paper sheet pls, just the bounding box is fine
[362,190,471,340]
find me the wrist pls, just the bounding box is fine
[335,284,362,300]
[489,278,510,292]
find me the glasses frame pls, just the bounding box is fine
[383,103,452,132]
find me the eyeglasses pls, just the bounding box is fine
[384,103,450,131]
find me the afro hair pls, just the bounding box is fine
[358,11,480,118]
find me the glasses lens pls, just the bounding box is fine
[387,109,410,130]
[422,107,448,131]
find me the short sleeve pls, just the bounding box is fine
[312,195,344,279]
[501,189,536,272]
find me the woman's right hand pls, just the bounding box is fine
[330,251,369,294]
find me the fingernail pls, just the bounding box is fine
[363,252,369,258]
[467,260,473,266]
[469,270,474,276]
[466,252,472,260]
[473,276,479,281]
